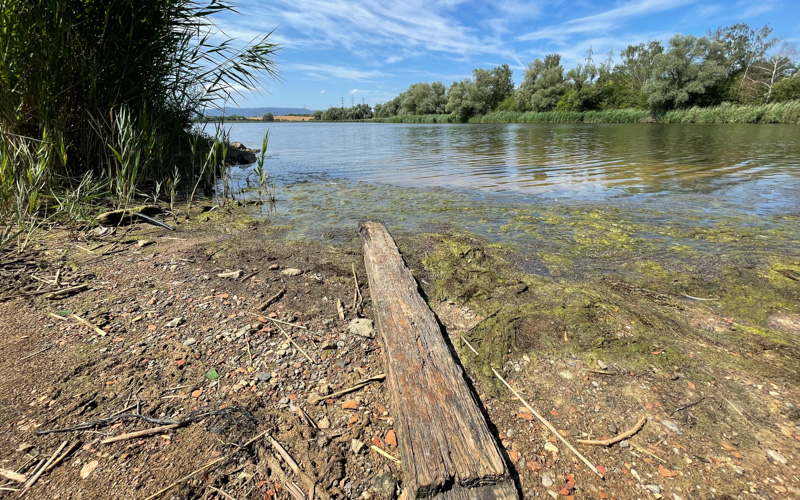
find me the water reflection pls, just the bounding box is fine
[217,122,800,213]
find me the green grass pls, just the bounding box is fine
[0,0,278,250]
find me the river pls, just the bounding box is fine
[209,122,799,244]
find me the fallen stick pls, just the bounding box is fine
[370,445,400,463]
[629,441,666,463]
[20,345,51,361]
[577,416,648,446]
[258,288,285,311]
[267,319,315,365]
[269,436,300,475]
[144,429,269,500]
[491,367,604,479]
[45,441,81,472]
[0,469,26,483]
[307,374,386,405]
[101,424,179,444]
[351,264,362,311]
[44,284,88,299]
[71,313,107,336]
[263,316,307,330]
[23,440,68,489]
[336,299,345,320]
[670,397,705,416]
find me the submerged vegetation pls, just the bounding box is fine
[0,0,278,249]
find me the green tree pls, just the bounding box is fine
[614,41,663,107]
[645,35,727,110]
[262,112,274,122]
[445,65,514,121]
[742,43,798,103]
[312,110,323,120]
[516,54,566,112]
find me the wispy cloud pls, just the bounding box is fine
[518,0,697,42]
[290,63,393,81]
[320,89,326,94]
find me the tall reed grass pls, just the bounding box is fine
[0,0,278,250]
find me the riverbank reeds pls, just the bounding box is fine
[0,0,278,250]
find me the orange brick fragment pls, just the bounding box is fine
[385,430,397,446]
[342,400,359,410]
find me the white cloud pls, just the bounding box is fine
[518,0,697,42]
[290,63,393,81]
[320,89,326,94]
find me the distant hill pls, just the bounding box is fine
[201,107,316,117]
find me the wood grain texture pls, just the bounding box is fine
[360,221,518,500]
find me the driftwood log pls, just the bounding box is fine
[359,221,518,500]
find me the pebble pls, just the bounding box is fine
[541,472,554,487]
[165,317,184,328]
[182,337,196,346]
[766,449,787,464]
[544,442,559,454]
[318,416,331,429]
[256,372,272,382]
[370,473,397,499]
[558,370,574,380]
[661,419,683,434]
[619,439,630,448]
[348,318,376,338]
[268,264,280,271]
[644,484,661,496]
[351,439,365,454]
[282,268,303,277]
[137,239,154,247]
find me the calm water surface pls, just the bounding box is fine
[210,122,800,240]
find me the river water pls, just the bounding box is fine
[211,122,800,245]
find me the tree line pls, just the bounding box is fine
[318,23,799,123]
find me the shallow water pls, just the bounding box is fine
[209,122,800,245]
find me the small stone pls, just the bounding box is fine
[597,360,608,369]
[137,239,154,248]
[644,484,661,495]
[282,268,303,277]
[558,370,574,380]
[165,317,184,328]
[80,460,99,479]
[182,337,196,346]
[734,465,746,475]
[348,318,375,338]
[661,419,683,434]
[351,439,365,454]
[217,269,244,279]
[766,449,787,464]
[385,430,397,446]
[619,439,630,448]
[370,472,397,499]
[268,264,280,271]
[256,372,272,382]
[318,417,331,429]
[541,472,554,487]
[544,442,559,454]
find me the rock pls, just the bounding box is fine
[227,142,258,165]
[541,472,554,487]
[619,439,630,448]
[644,484,661,496]
[80,460,99,479]
[661,419,683,434]
[558,370,574,380]
[597,360,608,369]
[544,442,559,454]
[351,439,365,454]
[256,372,272,382]
[137,239,154,248]
[165,317,184,328]
[268,264,280,271]
[348,318,375,339]
[766,449,788,464]
[182,337,196,346]
[217,269,244,279]
[318,416,331,429]
[282,268,303,277]
[370,472,397,499]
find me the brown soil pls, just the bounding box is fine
[1,208,798,500]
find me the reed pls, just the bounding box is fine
[0,0,278,249]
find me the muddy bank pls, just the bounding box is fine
[0,203,799,499]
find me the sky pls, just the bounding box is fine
[211,0,799,111]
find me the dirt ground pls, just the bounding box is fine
[0,206,798,500]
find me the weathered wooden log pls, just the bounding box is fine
[359,221,518,500]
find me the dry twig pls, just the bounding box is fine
[307,374,386,405]
[100,424,179,444]
[577,416,647,446]
[71,313,106,336]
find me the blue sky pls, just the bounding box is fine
[212,0,799,111]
